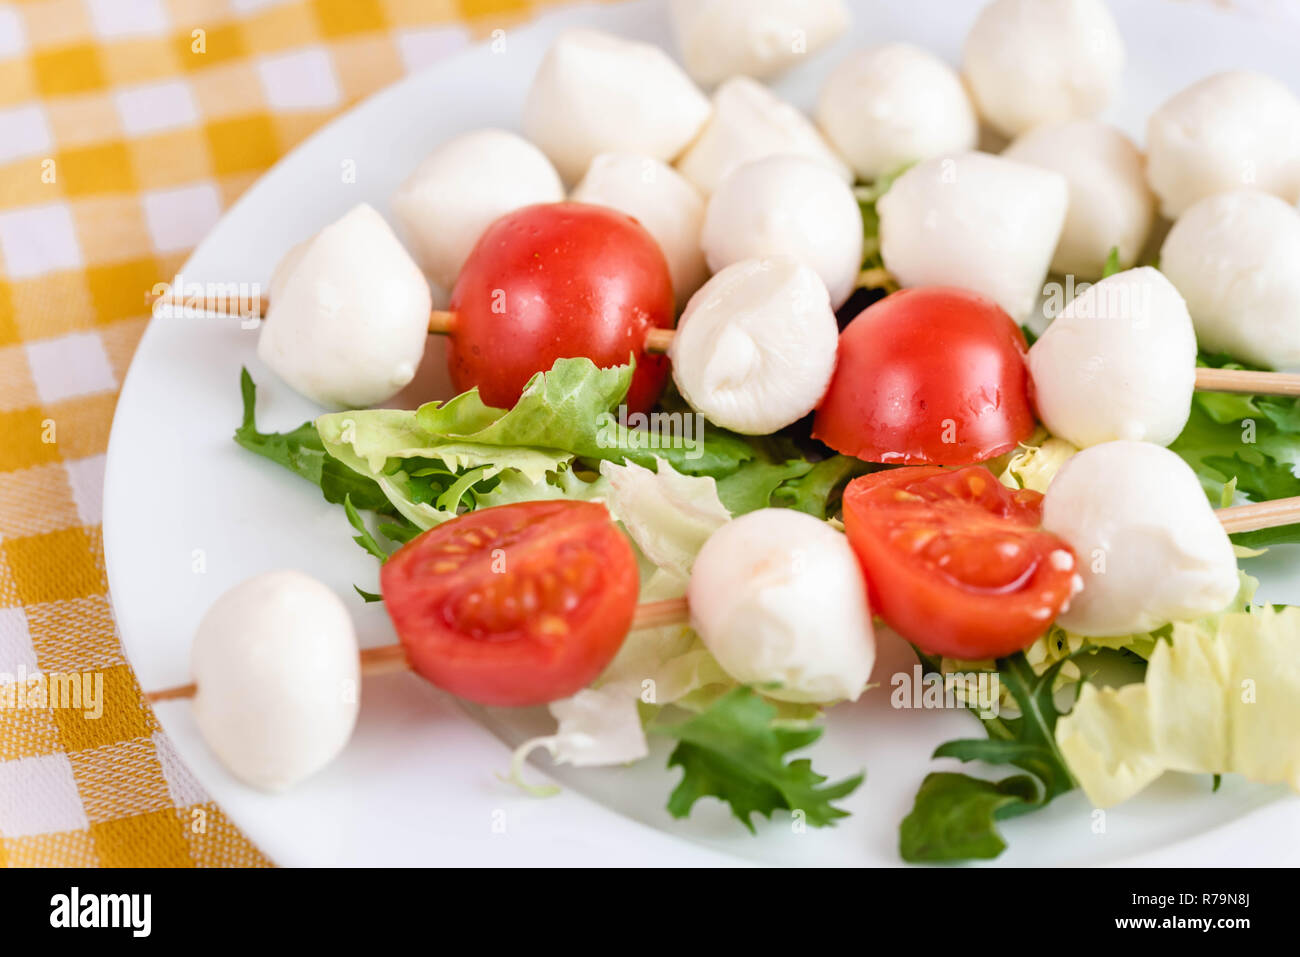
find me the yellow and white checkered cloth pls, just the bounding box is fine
[0,0,573,868]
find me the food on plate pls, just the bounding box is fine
[842,466,1078,659]
[815,43,978,182]
[571,153,709,310]
[391,128,564,295]
[522,28,711,184]
[448,202,674,413]
[1040,441,1239,636]
[670,256,838,434]
[669,0,850,86]
[165,1,1300,865]
[876,152,1068,320]
[813,287,1036,465]
[962,0,1125,140]
[381,501,639,707]
[1160,190,1300,370]
[257,203,432,408]
[190,570,360,792]
[701,155,864,308]
[1145,70,1300,218]
[687,508,875,702]
[1028,267,1196,448]
[1002,121,1155,279]
[675,76,851,194]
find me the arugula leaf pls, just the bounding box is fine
[354,586,383,603]
[1170,353,1300,546]
[343,495,389,562]
[770,455,874,519]
[653,686,863,832]
[234,368,392,512]
[899,772,1040,862]
[899,653,1078,863]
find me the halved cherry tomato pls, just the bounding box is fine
[813,287,1036,465]
[449,202,675,414]
[380,500,639,706]
[842,467,1077,659]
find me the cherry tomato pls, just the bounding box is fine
[813,287,1036,465]
[842,467,1077,659]
[380,500,639,707]
[448,202,675,414]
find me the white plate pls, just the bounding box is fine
[104,0,1300,866]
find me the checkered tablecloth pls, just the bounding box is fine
[0,0,573,868]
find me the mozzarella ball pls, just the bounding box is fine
[571,153,707,310]
[963,0,1124,139]
[522,29,710,184]
[1042,442,1238,637]
[257,204,432,409]
[702,156,863,308]
[1029,268,1195,448]
[877,152,1068,319]
[1147,71,1300,219]
[670,257,838,435]
[675,76,851,195]
[816,43,978,182]
[669,0,850,87]
[1161,190,1300,370]
[391,129,564,293]
[1003,121,1154,279]
[191,570,360,792]
[689,509,875,703]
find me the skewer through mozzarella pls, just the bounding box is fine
[257,203,432,409]
[522,28,711,184]
[1041,441,1240,637]
[1002,121,1155,280]
[1160,190,1300,371]
[669,0,850,87]
[963,0,1125,140]
[1028,267,1196,449]
[190,570,360,792]
[687,508,876,703]
[701,155,863,309]
[669,256,839,435]
[877,152,1068,320]
[816,43,978,182]
[1146,71,1300,219]
[675,76,851,195]
[571,153,709,310]
[392,129,564,295]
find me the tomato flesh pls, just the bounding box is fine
[449,202,675,414]
[842,467,1077,659]
[380,500,639,706]
[813,287,1036,465]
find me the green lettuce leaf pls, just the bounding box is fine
[234,368,392,512]
[653,686,863,832]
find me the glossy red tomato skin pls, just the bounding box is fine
[813,287,1036,465]
[379,500,639,707]
[448,202,675,414]
[842,467,1077,660]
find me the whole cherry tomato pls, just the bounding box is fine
[448,202,675,413]
[813,287,1036,465]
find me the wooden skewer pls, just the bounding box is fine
[144,596,690,704]
[147,291,1300,396]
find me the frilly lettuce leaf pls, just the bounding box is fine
[996,436,1079,494]
[1056,605,1300,808]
